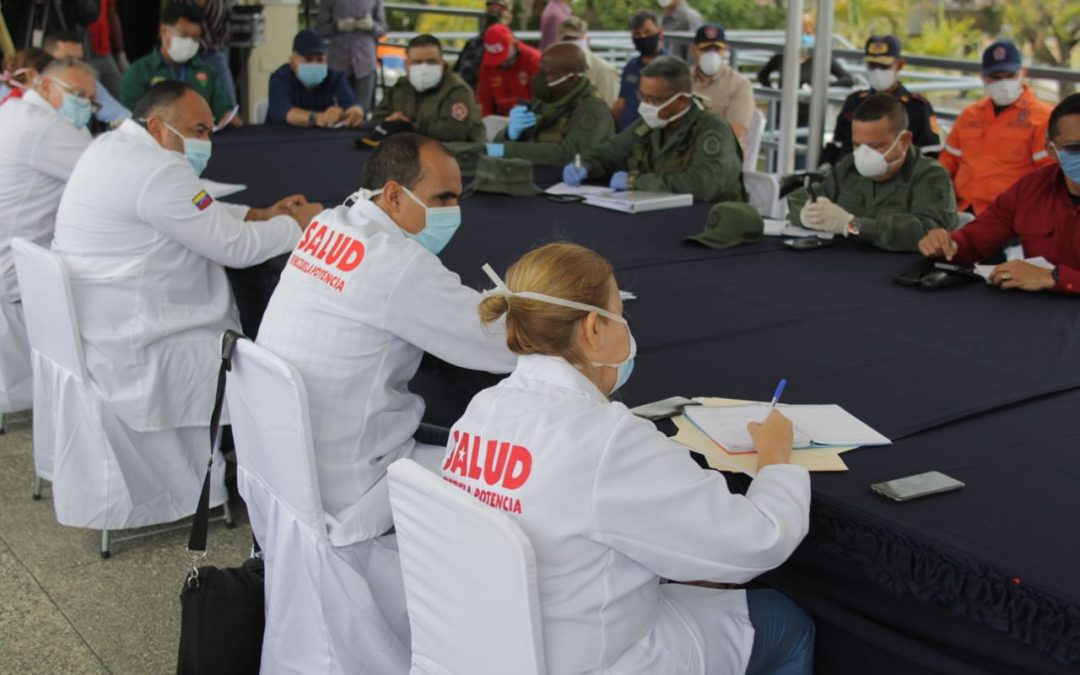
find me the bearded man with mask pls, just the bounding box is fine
[690,23,754,148]
[268,29,364,127]
[472,43,614,166]
[120,3,237,129]
[941,39,1055,215]
[613,10,667,130]
[786,94,957,251]
[370,34,484,142]
[563,56,743,203]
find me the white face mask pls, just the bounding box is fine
[481,264,636,395]
[657,0,673,7]
[545,71,581,88]
[637,93,690,129]
[853,131,905,179]
[697,51,724,77]
[866,68,897,92]
[986,77,1022,106]
[408,63,443,93]
[167,33,200,64]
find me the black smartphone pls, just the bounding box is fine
[895,260,934,286]
[784,237,833,251]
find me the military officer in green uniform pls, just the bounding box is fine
[788,93,957,252]
[561,55,744,203]
[823,35,941,165]
[370,34,485,143]
[470,42,616,166]
[120,4,237,128]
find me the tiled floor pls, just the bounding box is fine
[0,412,253,674]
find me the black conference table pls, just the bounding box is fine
[206,126,1080,674]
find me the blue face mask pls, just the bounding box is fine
[1054,144,1080,184]
[58,92,93,129]
[801,34,815,49]
[164,122,213,176]
[297,62,328,88]
[401,186,462,255]
[592,327,636,395]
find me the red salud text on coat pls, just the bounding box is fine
[289,219,366,293]
[442,430,533,514]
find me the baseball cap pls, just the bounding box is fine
[693,23,727,49]
[559,16,588,41]
[864,35,901,66]
[685,203,764,249]
[483,24,514,67]
[293,29,327,56]
[981,39,1022,75]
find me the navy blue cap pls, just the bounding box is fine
[982,39,1022,75]
[293,29,327,56]
[864,35,901,65]
[694,23,727,48]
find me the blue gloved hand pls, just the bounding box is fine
[507,104,537,141]
[562,163,588,186]
[610,171,630,191]
[485,143,505,158]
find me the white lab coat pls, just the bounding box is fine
[443,354,812,675]
[52,120,301,432]
[257,197,517,546]
[0,90,91,301]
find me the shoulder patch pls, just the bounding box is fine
[196,71,208,83]
[702,132,724,157]
[577,111,599,132]
[192,190,213,211]
[451,101,469,122]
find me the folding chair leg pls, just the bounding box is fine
[223,501,236,528]
[31,476,42,500]
[100,530,110,559]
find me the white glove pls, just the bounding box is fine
[355,14,376,31]
[336,17,359,32]
[799,197,854,235]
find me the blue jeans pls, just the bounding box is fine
[744,589,816,675]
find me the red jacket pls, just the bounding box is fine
[476,41,541,117]
[951,164,1080,294]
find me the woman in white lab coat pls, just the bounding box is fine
[443,242,815,674]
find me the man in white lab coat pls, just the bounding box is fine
[53,81,320,435]
[0,58,96,411]
[259,132,518,548]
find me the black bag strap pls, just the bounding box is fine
[186,330,245,583]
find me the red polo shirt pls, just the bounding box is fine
[951,164,1080,294]
[476,41,541,117]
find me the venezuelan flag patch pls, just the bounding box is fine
[192,190,214,211]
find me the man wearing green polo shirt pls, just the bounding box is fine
[121,3,238,128]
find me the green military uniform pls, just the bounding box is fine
[493,78,615,166]
[121,50,233,119]
[787,146,958,252]
[579,103,744,203]
[371,69,485,143]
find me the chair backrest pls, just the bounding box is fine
[388,459,547,675]
[742,108,766,172]
[743,170,784,220]
[483,114,510,142]
[253,99,269,125]
[12,238,86,380]
[226,338,327,538]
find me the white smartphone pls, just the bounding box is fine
[871,471,964,502]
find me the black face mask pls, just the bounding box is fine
[530,74,552,102]
[483,12,503,29]
[633,34,661,57]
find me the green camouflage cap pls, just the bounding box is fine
[685,202,764,249]
[463,155,541,197]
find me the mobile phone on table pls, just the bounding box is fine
[630,396,700,421]
[871,471,964,502]
[784,237,833,251]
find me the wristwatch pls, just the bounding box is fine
[846,218,861,237]
[308,112,317,127]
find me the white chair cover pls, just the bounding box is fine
[226,339,409,674]
[12,238,224,528]
[742,108,766,172]
[254,99,269,125]
[483,115,510,142]
[388,458,547,675]
[744,170,785,220]
[0,299,32,414]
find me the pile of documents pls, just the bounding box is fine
[670,398,890,475]
[545,183,694,213]
[762,218,835,240]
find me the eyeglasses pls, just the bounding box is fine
[49,76,102,113]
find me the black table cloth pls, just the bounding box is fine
[205,127,1080,673]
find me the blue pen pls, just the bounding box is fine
[769,379,787,408]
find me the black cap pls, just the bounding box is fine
[864,35,901,65]
[293,29,327,56]
[693,23,726,48]
[982,39,1021,75]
